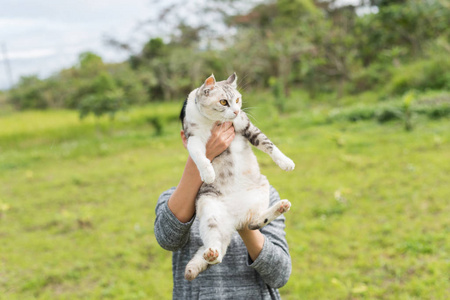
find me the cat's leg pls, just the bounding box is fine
[197,196,233,264]
[200,215,233,265]
[201,227,233,265]
[187,136,215,183]
[248,199,291,230]
[185,246,209,281]
[239,113,295,171]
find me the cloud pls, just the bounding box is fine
[0,0,160,89]
[0,48,56,61]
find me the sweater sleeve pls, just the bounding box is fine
[247,187,292,288]
[154,187,196,251]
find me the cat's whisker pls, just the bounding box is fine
[245,112,258,123]
[237,73,251,92]
[245,115,257,122]
[238,83,250,92]
[242,107,259,121]
[238,75,252,90]
[243,111,256,119]
[238,82,252,93]
[237,72,250,86]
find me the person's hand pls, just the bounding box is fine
[205,121,235,161]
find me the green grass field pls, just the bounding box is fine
[0,94,449,299]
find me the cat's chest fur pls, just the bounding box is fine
[212,134,260,187]
[195,121,261,193]
[184,95,262,192]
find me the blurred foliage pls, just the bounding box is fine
[387,55,450,95]
[6,0,450,112]
[328,92,450,127]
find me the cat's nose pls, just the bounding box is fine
[233,110,239,116]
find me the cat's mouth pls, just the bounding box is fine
[225,114,238,121]
[229,110,240,119]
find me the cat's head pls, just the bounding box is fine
[195,73,242,121]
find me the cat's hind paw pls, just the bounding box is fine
[203,247,222,265]
[277,199,291,214]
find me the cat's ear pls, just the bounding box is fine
[203,74,215,96]
[204,74,216,89]
[226,72,237,88]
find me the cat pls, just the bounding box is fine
[183,73,295,281]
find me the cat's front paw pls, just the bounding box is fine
[199,164,216,184]
[275,155,295,171]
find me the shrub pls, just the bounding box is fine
[8,76,48,109]
[78,89,127,120]
[146,116,164,136]
[387,57,450,95]
[375,106,403,123]
[348,63,390,94]
[423,105,450,119]
[328,105,377,123]
[414,95,450,119]
[328,92,450,128]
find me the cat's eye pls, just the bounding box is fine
[219,99,228,106]
[236,98,240,104]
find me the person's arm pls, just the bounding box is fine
[238,187,292,288]
[238,228,265,262]
[154,122,235,251]
[166,156,203,223]
[154,187,190,251]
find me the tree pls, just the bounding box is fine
[78,72,127,120]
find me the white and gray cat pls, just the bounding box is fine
[183,73,295,281]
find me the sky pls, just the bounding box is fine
[0,0,367,91]
[0,0,160,90]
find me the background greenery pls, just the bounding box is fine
[1,0,449,299]
[5,0,450,115]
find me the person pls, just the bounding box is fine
[154,101,291,299]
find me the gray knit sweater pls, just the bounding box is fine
[154,186,291,299]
